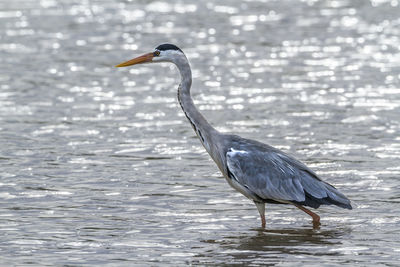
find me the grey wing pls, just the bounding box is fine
[226,148,352,209]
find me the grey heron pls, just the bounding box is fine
[116,43,352,228]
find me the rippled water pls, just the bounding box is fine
[1,0,400,265]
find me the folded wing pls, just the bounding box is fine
[226,147,352,209]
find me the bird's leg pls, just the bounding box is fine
[261,214,266,228]
[254,201,266,228]
[294,204,321,228]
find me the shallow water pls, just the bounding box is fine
[1,0,400,265]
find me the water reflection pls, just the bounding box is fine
[198,227,350,264]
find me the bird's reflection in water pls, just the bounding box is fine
[197,226,352,264]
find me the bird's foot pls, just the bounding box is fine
[312,218,321,229]
[293,204,321,229]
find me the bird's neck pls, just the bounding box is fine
[176,59,220,155]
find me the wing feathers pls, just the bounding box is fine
[226,146,352,209]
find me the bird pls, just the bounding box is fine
[116,43,352,228]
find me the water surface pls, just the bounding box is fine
[1,0,400,265]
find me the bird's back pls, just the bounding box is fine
[219,134,352,209]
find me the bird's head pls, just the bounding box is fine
[115,43,185,67]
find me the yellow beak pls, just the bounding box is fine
[115,52,154,67]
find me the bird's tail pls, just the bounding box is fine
[295,173,352,209]
[323,182,352,209]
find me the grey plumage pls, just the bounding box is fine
[223,135,352,209]
[116,43,352,227]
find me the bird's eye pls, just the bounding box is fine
[154,51,160,56]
